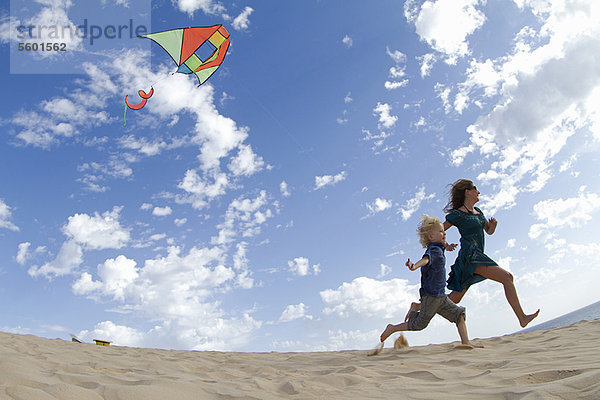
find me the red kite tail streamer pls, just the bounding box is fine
[124,87,154,110]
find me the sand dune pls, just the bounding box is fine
[2,319,599,399]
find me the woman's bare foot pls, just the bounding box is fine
[520,309,540,328]
[380,324,396,342]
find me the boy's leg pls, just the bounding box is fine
[404,302,420,322]
[437,297,483,348]
[456,315,470,345]
[380,322,407,342]
[456,314,483,348]
[381,296,440,342]
[405,295,439,331]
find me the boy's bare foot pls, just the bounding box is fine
[457,342,484,349]
[380,324,395,342]
[520,309,540,328]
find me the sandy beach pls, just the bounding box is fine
[1,319,599,400]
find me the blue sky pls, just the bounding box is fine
[1,0,599,352]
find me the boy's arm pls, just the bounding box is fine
[406,256,429,271]
[445,243,458,251]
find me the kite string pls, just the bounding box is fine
[238,83,327,175]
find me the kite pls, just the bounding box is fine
[124,24,230,114]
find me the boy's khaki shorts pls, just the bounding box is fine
[407,294,466,331]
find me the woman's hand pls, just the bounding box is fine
[486,217,497,234]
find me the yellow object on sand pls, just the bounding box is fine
[94,339,111,346]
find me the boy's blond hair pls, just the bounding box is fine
[417,214,441,248]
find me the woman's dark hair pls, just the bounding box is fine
[443,179,474,213]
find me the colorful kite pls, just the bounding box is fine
[124,24,230,112]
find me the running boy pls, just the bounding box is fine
[379,214,482,348]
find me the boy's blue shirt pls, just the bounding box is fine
[420,242,447,297]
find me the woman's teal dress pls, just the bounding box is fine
[445,206,498,292]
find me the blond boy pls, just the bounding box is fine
[379,215,482,348]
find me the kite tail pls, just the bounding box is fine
[124,101,128,126]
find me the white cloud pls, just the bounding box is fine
[16,242,31,265]
[344,92,353,103]
[445,1,600,214]
[152,206,173,217]
[228,144,265,176]
[314,171,347,190]
[0,199,19,231]
[342,35,353,48]
[28,240,83,279]
[386,48,407,66]
[149,233,166,242]
[73,245,261,350]
[63,206,130,250]
[377,263,392,278]
[327,328,384,352]
[435,82,452,114]
[547,242,600,267]
[517,266,565,288]
[176,169,229,210]
[0,15,18,44]
[321,277,418,319]
[118,135,175,157]
[2,8,277,351]
[78,321,145,347]
[232,242,253,289]
[468,38,600,148]
[405,0,486,63]
[232,6,254,31]
[212,190,274,245]
[174,0,225,15]
[279,303,312,322]
[7,40,260,204]
[529,191,600,243]
[384,80,409,90]
[398,186,435,221]
[29,207,130,279]
[7,0,84,52]
[365,198,393,218]
[73,255,138,301]
[373,102,398,129]
[418,53,437,77]
[280,181,291,197]
[288,257,320,277]
[385,48,409,90]
[77,158,134,193]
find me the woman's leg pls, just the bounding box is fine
[448,288,468,304]
[474,265,539,327]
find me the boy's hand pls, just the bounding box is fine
[445,243,458,251]
[405,259,415,271]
